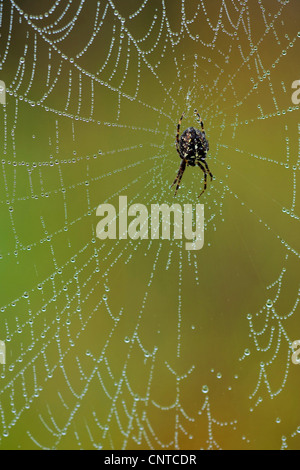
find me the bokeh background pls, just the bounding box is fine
[0,0,300,450]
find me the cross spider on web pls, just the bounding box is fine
[171,109,214,198]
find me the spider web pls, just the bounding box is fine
[0,0,300,450]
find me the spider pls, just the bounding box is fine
[171,109,213,198]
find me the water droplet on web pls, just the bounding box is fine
[124,337,130,344]
[266,299,273,308]
[202,385,209,394]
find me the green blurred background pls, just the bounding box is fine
[0,0,300,450]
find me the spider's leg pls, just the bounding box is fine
[176,112,185,156]
[203,160,213,181]
[197,162,208,198]
[174,163,186,195]
[194,109,204,132]
[171,159,186,196]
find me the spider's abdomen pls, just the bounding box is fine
[180,126,209,166]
